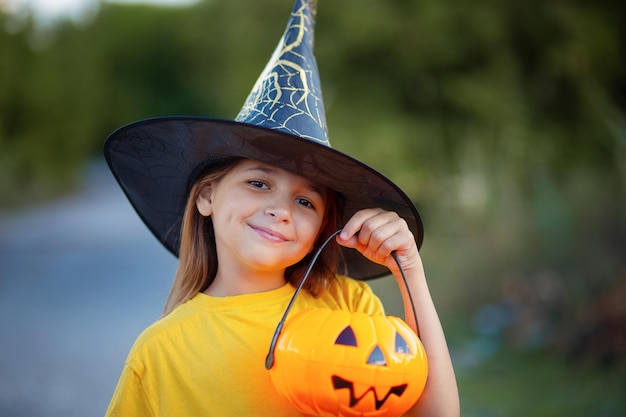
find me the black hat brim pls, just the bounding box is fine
[104,116,423,280]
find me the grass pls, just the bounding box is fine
[455,346,626,417]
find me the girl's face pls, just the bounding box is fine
[196,159,327,283]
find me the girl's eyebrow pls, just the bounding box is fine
[244,165,325,197]
[243,165,277,175]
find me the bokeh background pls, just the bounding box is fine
[1,0,625,416]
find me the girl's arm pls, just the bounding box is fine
[337,208,460,417]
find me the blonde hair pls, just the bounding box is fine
[162,158,342,315]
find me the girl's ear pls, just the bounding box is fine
[196,184,213,217]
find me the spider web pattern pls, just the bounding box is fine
[235,0,329,145]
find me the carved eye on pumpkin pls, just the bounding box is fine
[335,326,357,346]
[395,332,410,354]
[335,326,412,366]
[270,308,428,417]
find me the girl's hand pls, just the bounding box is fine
[336,208,421,274]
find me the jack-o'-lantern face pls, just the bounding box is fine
[269,308,428,417]
[330,324,413,411]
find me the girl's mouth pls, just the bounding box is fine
[250,225,289,243]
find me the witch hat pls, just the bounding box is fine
[104,0,423,280]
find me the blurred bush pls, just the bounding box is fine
[1,0,624,363]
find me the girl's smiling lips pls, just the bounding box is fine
[249,224,290,243]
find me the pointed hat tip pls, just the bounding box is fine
[235,0,329,146]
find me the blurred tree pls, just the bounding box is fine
[0,0,624,360]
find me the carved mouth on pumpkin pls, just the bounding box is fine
[331,375,408,410]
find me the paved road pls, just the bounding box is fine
[0,161,177,417]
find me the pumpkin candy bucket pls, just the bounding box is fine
[266,230,428,417]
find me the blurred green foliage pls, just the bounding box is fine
[456,346,626,416]
[1,0,625,393]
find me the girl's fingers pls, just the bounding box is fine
[339,208,390,250]
[339,208,382,240]
[337,209,417,269]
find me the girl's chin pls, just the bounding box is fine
[242,248,305,269]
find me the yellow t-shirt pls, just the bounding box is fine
[105,275,385,417]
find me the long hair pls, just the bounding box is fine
[162,158,343,316]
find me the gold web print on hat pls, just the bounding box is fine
[235,0,330,146]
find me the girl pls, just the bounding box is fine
[104,1,459,416]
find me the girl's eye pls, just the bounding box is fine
[249,180,268,189]
[296,198,315,209]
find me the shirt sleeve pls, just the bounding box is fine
[351,279,385,315]
[332,275,385,315]
[105,364,155,417]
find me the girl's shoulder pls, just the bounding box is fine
[124,298,202,361]
[308,274,385,315]
[329,274,372,293]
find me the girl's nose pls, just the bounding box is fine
[265,195,291,222]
